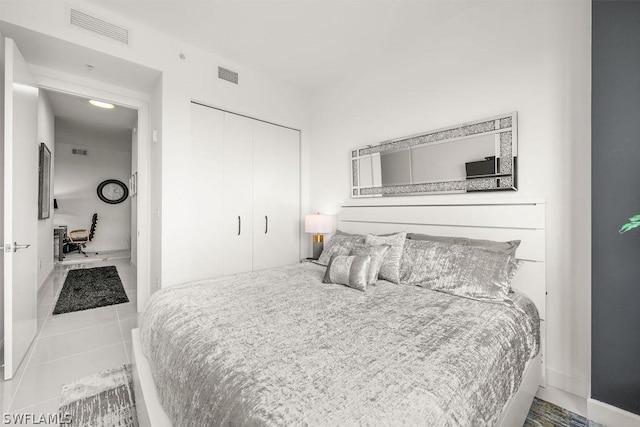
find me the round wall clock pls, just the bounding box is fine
[97,179,129,204]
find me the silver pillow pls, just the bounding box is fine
[322,254,371,291]
[348,243,390,285]
[464,238,521,289]
[406,233,468,246]
[364,232,407,284]
[316,230,365,266]
[407,233,521,290]
[400,239,520,303]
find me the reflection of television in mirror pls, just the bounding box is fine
[465,156,499,178]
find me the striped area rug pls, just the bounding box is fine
[59,364,138,427]
[526,398,605,427]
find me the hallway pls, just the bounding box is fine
[0,259,139,415]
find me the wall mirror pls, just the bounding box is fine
[351,112,517,197]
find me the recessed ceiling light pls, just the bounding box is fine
[89,100,115,109]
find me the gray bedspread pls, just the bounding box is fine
[140,263,539,427]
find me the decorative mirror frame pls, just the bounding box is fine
[350,112,518,197]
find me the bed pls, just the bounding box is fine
[132,200,546,426]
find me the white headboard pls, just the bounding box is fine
[337,197,546,385]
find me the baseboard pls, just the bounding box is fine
[535,385,587,418]
[587,398,640,427]
[37,266,55,293]
[546,367,589,398]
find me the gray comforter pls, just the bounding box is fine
[141,263,539,427]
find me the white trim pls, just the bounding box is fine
[32,69,152,314]
[37,266,55,293]
[545,367,590,398]
[587,398,640,427]
[535,385,588,418]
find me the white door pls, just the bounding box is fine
[252,121,279,270]
[274,127,300,265]
[190,103,225,280]
[222,113,253,275]
[3,38,39,380]
[253,124,300,270]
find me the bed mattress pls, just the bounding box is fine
[140,263,539,426]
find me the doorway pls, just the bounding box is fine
[1,27,157,388]
[35,80,152,316]
[45,89,137,267]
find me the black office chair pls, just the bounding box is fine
[67,213,98,257]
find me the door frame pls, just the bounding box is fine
[36,72,152,312]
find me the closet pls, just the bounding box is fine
[190,102,300,281]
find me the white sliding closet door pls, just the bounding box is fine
[252,121,279,270]
[253,124,300,270]
[190,102,300,278]
[190,104,225,280]
[276,127,301,265]
[223,113,254,275]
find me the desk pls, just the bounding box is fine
[54,226,67,262]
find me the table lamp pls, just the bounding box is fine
[305,213,334,260]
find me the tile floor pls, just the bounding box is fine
[0,259,138,417]
[56,249,131,265]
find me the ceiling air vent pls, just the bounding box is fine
[69,8,129,45]
[218,66,239,84]
[72,148,88,156]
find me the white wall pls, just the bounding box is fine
[0,0,310,288]
[54,119,132,252]
[308,1,591,399]
[36,90,54,287]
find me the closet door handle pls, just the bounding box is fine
[237,216,241,236]
[265,215,269,234]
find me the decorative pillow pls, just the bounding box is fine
[406,234,522,290]
[348,243,390,285]
[322,254,371,291]
[464,238,521,289]
[364,232,407,284]
[406,233,468,246]
[316,230,365,266]
[400,239,519,302]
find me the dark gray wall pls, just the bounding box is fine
[592,0,640,416]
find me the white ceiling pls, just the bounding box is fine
[0,22,161,94]
[44,89,138,151]
[86,0,471,90]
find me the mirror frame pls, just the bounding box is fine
[351,112,518,197]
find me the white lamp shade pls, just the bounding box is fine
[305,214,333,234]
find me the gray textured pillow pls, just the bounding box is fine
[464,238,521,288]
[406,233,468,246]
[349,243,390,285]
[364,232,407,284]
[407,234,521,289]
[323,254,371,291]
[400,239,519,302]
[316,230,365,266]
